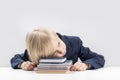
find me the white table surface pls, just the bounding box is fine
[0,67,120,80]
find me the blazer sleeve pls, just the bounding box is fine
[78,39,105,69]
[10,50,29,69]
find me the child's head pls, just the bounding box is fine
[26,27,66,64]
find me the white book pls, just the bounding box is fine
[37,66,70,70]
[37,60,72,67]
[39,57,67,63]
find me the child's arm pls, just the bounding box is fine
[78,45,105,69]
[75,37,105,70]
[10,50,29,69]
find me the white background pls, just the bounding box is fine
[0,0,120,67]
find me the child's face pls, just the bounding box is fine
[51,35,66,58]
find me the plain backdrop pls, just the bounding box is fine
[0,0,120,67]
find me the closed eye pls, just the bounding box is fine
[58,42,60,47]
[56,50,62,54]
[53,50,62,55]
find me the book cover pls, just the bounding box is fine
[37,60,72,67]
[36,70,70,74]
[39,57,67,63]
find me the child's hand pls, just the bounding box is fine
[70,62,89,71]
[20,61,35,71]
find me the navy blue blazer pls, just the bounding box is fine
[10,33,105,69]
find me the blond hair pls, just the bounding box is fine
[26,27,56,64]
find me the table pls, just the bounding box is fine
[0,67,120,80]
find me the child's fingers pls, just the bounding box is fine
[78,63,88,71]
[71,62,80,71]
[69,65,74,71]
[70,62,86,71]
[28,64,35,70]
[33,67,38,71]
[21,61,33,70]
[78,65,84,71]
[22,65,25,70]
[31,62,36,66]
[26,62,35,70]
[70,65,78,71]
[21,61,36,71]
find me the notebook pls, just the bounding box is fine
[39,57,67,63]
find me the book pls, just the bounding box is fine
[36,70,69,74]
[36,59,72,74]
[39,57,67,63]
[37,60,72,70]
[37,60,72,67]
[37,66,70,70]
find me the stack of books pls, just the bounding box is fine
[35,57,72,73]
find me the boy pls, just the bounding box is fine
[10,27,105,71]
